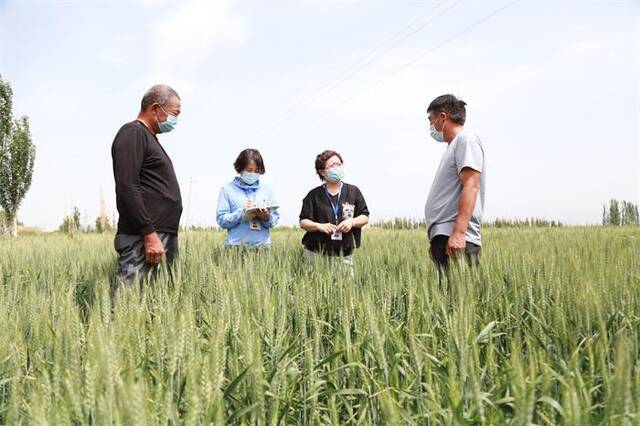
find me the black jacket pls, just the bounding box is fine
[299,183,369,256]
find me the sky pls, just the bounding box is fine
[0,0,638,230]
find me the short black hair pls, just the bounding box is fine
[233,148,265,174]
[427,94,467,125]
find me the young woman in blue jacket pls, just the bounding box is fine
[216,149,279,248]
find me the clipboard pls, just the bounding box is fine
[242,205,279,221]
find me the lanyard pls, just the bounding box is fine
[323,184,343,224]
[242,188,256,202]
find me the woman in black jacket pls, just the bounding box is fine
[299,149,370,264]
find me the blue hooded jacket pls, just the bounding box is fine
[216,177,279,247]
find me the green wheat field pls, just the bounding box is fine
[0,227,638,424]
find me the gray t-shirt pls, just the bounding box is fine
[424,130,486,245]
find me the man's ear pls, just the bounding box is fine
[152,103,166,115]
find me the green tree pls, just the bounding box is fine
[602,204,609,226]
[608,199,621,226]
[59,207,81,235]
[0,76,36,237]
[94,215,113,233]
[621,201,639,226]
[602,199,639,226]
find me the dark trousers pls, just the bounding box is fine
[114,233,179,283]
[429,234,481,272]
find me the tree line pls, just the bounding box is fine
[602,199,639,226]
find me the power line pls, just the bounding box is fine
[362,0,521,93]
[281,0,458,114]
[295,0,522,133]
[258,0,460,139]
[306,0,461,98]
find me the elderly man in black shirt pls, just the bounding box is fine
[111,84,183,283]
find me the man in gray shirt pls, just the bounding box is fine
[424,94,485,271]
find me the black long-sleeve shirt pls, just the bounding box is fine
[111,120,182,236]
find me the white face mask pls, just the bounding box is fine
[429,115,446,143]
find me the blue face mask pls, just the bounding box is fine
[240,171,260,185]
[429,116,446,143]
[325,166,344,183]
[156,105,178,133]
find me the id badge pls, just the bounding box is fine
[331,231,343,241]
[250,219,262,231]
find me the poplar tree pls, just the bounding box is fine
[0,75,36,237]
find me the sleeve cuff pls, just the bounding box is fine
[260,218,275,228]
[140,224,156,236]
[457,164,482,175]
